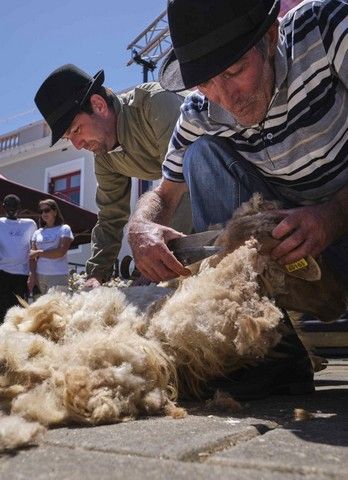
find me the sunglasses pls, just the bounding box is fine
[39,207,53,214]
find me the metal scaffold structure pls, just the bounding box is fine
[127,10,172,82]
[126,1,304,82]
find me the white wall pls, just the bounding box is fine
[0,121,137,273]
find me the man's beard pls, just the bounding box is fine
[87,141,108,155]
[231,92,270,127]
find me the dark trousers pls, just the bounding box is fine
[0,269,28,323]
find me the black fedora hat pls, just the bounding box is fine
[34,64,105,146]
[160,0,280,92]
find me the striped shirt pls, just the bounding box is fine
[163,0,348,206]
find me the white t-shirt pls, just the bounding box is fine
[0,217,37,275]
[32,224,74,275]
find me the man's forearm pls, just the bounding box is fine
[90,169,131,280]
[130,190,173,227]
[86,235,121,281]
[129,179,187,231]
[85,255,116,282]
[85,216,126,281]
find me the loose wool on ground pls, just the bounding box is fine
[0,195,346,450]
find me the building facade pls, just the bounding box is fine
[0,120,139,272]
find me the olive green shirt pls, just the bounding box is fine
[86,82,187,280]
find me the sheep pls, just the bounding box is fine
[0,194,345,450]
[195,193,347,323]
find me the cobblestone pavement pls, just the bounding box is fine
[0,359,347,480]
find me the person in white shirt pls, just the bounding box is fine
[29,199,74,295]
[0,194,37,322]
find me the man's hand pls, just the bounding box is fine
[127,178,190,283]
[128,222,191,283]
[271,201,342,264]
[84,276,102,289]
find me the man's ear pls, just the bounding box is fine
[89,94,108,116]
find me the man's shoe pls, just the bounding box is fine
[206,355,314,400]
[205,312,315,401]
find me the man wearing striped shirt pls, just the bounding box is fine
[129,0,348,290]
[127,0,348,399]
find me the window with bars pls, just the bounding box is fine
[49,171,81,205]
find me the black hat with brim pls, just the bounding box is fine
[34,64,105,146]
[160,0,280,92]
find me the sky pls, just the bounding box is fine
[0,0,166,135]
[0,0,301,137]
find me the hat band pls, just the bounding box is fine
[174,3,267,64]
[45,84,91,126]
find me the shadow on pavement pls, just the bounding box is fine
[183,382,348,448]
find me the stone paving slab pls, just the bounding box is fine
[0,360,346,480]
[0,446,341,480]
[44,414,277,461]
[208,422,348,479]
[204,361,348,480]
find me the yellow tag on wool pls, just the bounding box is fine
[285,258,308,273]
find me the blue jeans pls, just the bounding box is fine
[183,136,348,286]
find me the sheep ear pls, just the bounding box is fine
[282,256,321,281]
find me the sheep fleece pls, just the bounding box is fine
[0,239,283,448]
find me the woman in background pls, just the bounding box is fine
[29,199,73,295]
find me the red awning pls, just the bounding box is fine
[0,176,97,246]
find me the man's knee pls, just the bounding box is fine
[184,136,210,171]
[183,135,232,181]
